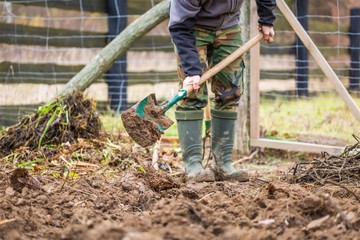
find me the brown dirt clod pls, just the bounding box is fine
[121,93,173,148]
[121,107,162,148]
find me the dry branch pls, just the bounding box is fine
[289,135,360,202]
[290,135,360,183]
[0,218,16,226]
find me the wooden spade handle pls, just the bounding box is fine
[183,34,263,95]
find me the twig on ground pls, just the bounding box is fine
[170,172,183,176]
[59,166,71,192]
[166,162,173,174]
[232,148,259,165]
[59,155,72,167]
[321,178,360,203]
[254,178,270,184]
[151,140,160,171]
[196,192,216,202]
[106,140,122,149]
[0,218,16,226]
[203,150,212,170]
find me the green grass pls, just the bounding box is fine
[100,114,126,132]
[260,93,360,144]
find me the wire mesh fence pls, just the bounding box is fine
[0,0,176,126]
[258,0,360,146]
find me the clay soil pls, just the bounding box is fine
[1,94,360,240]
[121,93,174,148]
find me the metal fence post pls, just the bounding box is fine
[349,8,360,91]
[295,0,309,97]
[106,0,128,113]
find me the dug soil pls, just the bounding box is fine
[121,93,174,148]
[0,93,359,240]
[1,148,360,240]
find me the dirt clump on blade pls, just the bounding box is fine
[121,107,162,148]
[121,93,173,148]
[0,92,103,157]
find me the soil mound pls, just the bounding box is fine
[0,92,102,157]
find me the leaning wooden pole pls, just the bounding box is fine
[60,0,170,96]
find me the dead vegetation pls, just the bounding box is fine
[0,92,103,157]
[288,135,360,203]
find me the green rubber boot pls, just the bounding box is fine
[211,109,249,181]
[176,110,215,182]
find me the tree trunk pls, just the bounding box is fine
[60,0,170,96]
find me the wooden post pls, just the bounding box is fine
[235,0,251,154]
[60,0,170,97]
[249,0,261,141]
[295,0,309,97]
[105,0,128,113]
[349,8,360,91]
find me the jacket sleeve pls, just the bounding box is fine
[168,0,202,76]
[256,0,277,26]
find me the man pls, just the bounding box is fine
[169,0,276,181]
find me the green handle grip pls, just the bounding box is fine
[160,89,188,112]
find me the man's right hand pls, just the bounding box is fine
[258,24,275,44]
[183,75,201,91]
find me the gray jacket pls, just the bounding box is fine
[169,0,276,76]
[169,0,244,30]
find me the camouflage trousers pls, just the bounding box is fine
[175,24,245,111]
